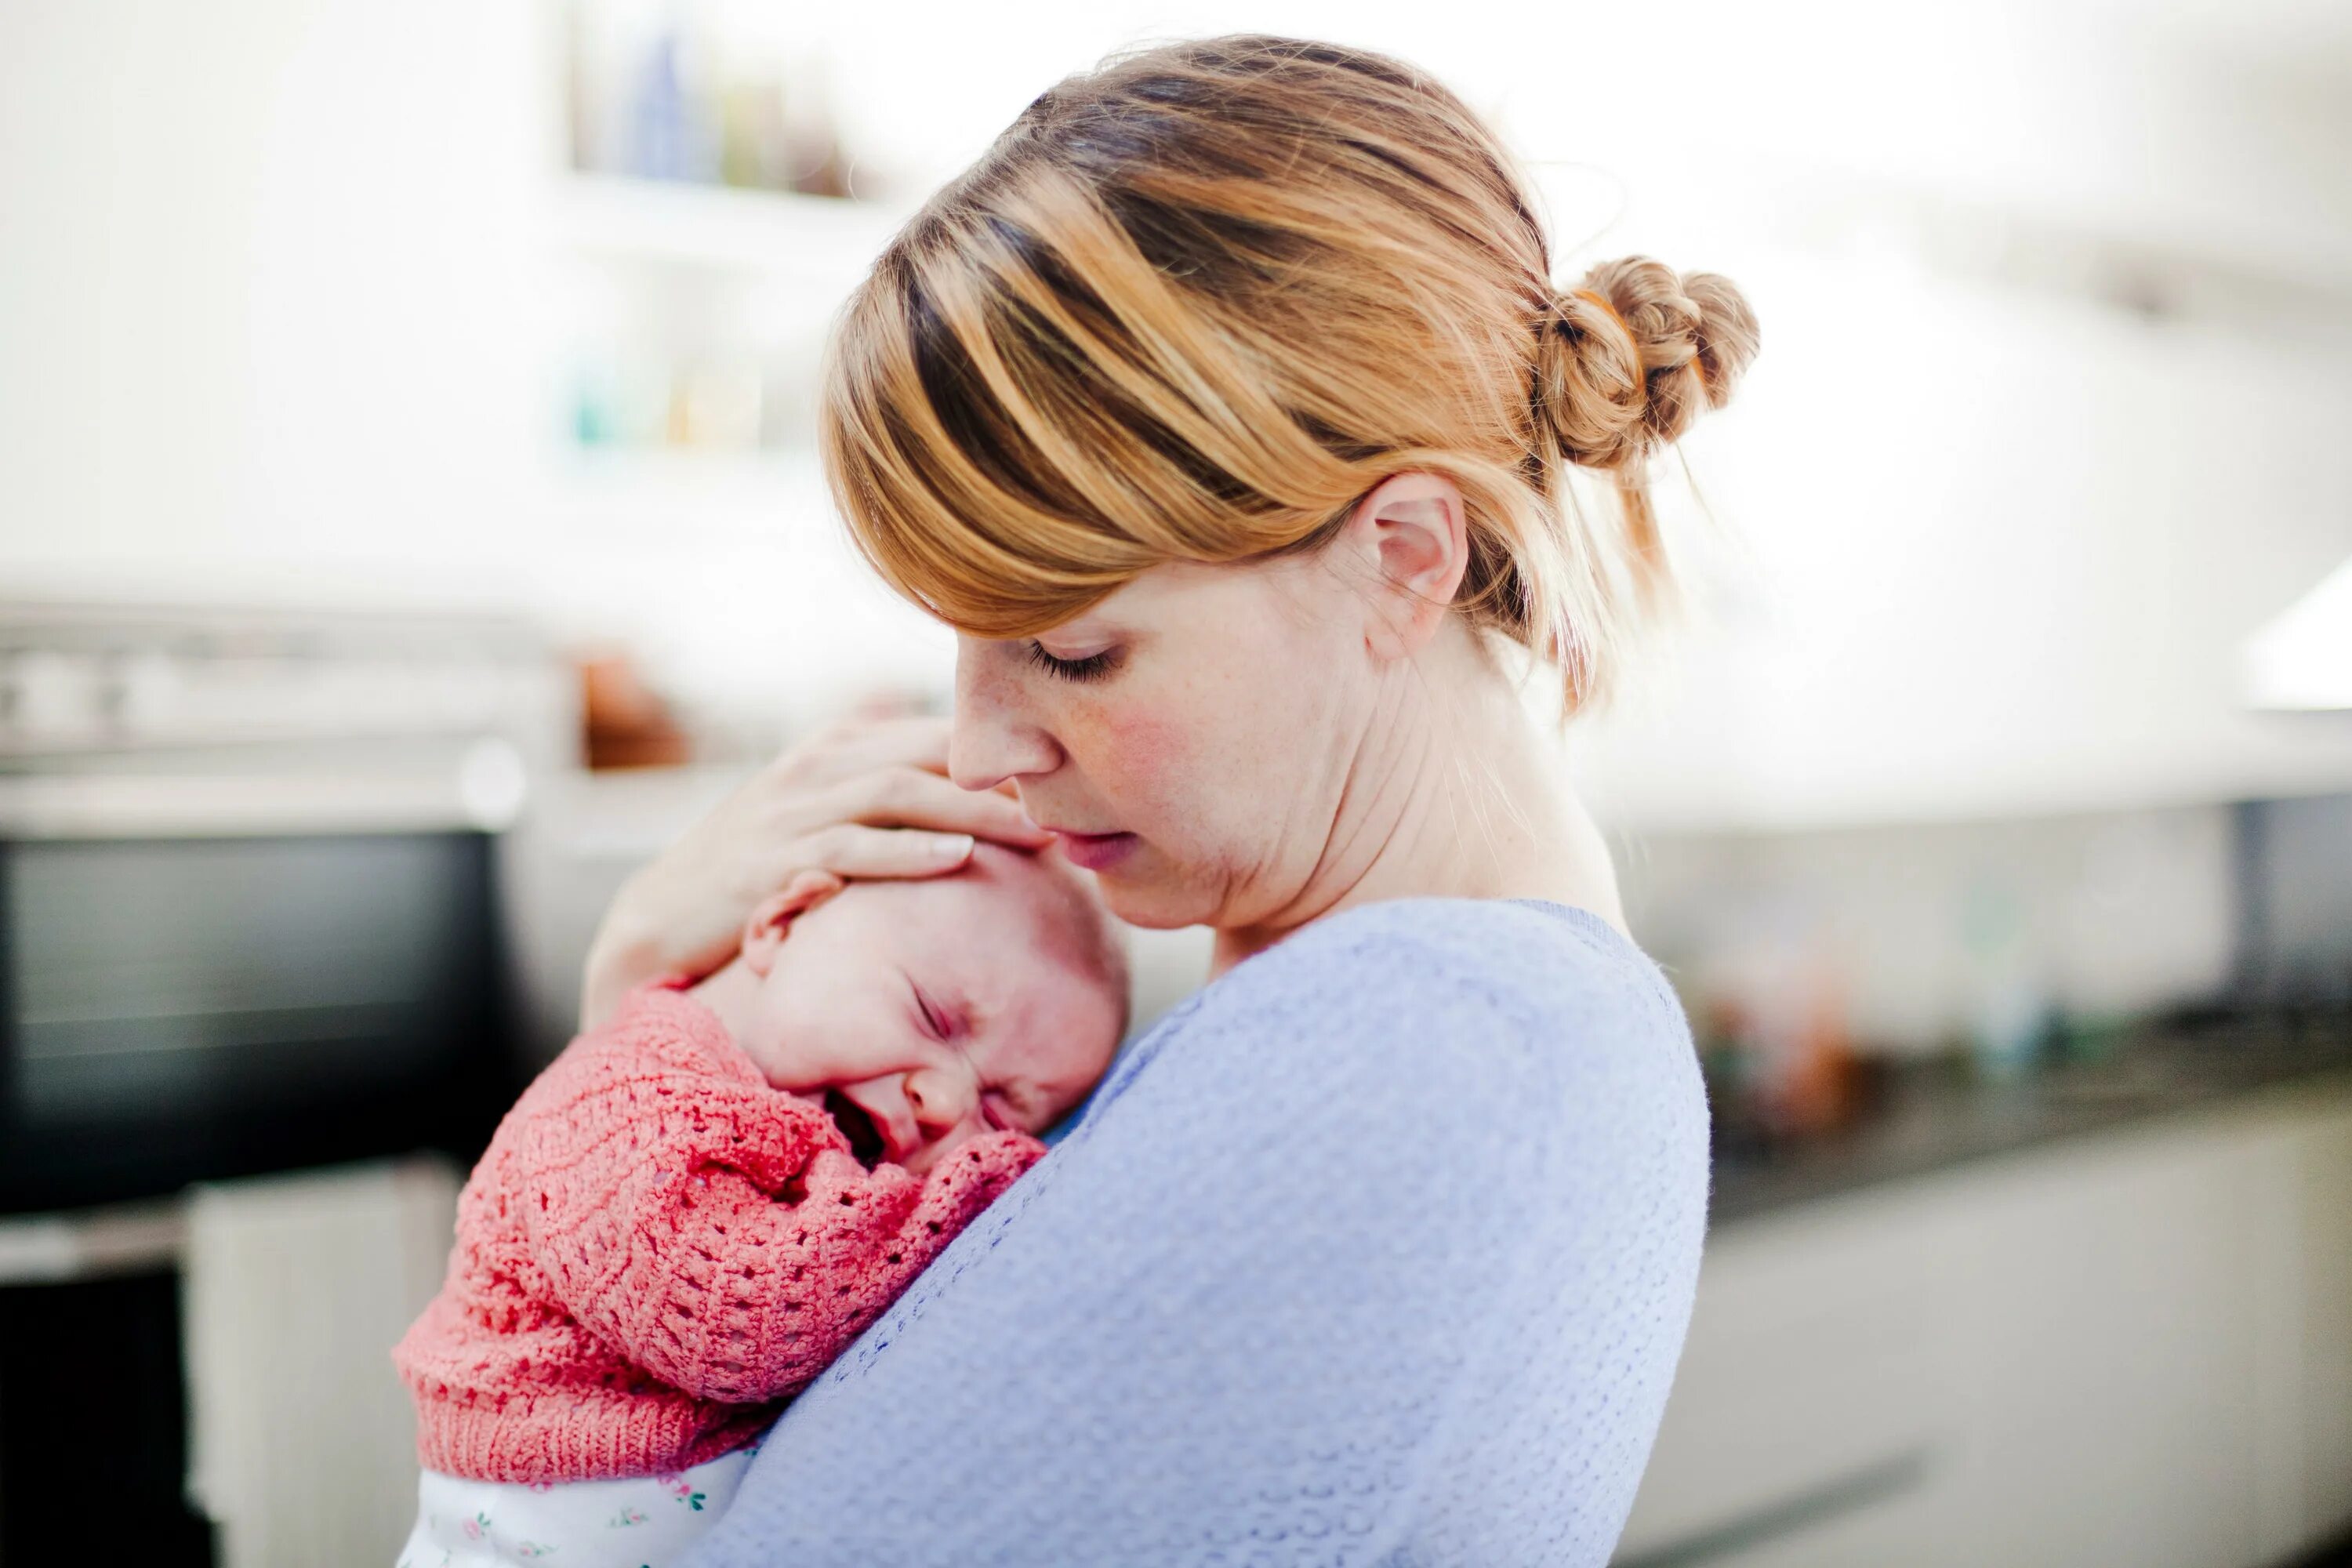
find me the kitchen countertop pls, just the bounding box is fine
[1709,1006,2352,1225]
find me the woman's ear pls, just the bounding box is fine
[1338,470,1471,662]
[739,869,847,978]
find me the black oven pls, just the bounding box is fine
[0,823,517,1563]
[0,828,514,1214]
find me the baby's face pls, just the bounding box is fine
[728,845,1127,1175]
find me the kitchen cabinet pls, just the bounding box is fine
[1615,1072,2352,1567]
[2282,1108,2352,1548]
[1947,1112,2270,1568]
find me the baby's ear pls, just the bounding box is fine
[739,869,847,977]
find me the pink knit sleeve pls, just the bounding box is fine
[511,1047,1044,1406]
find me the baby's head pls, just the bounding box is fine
[692,841,1130,1174]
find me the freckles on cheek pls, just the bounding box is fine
[1075,700,1185,815]
[1106,707,1180,774]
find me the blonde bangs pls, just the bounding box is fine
[819,170,1349,640]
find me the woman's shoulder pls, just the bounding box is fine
[1117,897,1688,1082]
[1257,893,1680,1011]
[1080,895,1705,1176]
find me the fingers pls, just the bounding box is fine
[829,766,1054,849]
[765,716,1052,848]
[586,711,1043,1027]
[796,822,985,882]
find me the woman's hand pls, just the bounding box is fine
[579,713,1054,1029]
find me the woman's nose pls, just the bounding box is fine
[947,639,1060,793]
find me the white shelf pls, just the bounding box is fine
[545,172,916,278]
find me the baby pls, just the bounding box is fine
[393,841,1129,1567]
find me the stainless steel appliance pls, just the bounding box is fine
[0,599,572,1563]
[0,601,568,1210]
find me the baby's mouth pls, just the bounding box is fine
[822,1087,888,1169]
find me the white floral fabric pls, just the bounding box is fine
[395,1445,756,1567]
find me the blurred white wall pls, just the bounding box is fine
[0,0,545,605]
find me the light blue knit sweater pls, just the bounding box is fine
[682,895,1712,1566]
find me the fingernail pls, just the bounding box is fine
[930,833,975,860]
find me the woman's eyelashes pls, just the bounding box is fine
[1022,640,1122,684]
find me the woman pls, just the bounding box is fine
[590,33,1756,1565]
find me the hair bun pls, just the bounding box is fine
[1535,256,1760,471]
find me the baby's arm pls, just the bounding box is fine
[511,1053,1043,1406]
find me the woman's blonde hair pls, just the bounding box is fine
[818,33,1759,719]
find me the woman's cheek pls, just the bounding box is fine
[1076,696,1186,811]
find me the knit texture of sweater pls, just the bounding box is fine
[680,896,1712,1567]
[391,982,1044,1484]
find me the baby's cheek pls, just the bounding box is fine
[751,1001,874,1094]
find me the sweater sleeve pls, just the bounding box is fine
[511,1027,1045,1406]
[678,898,1713,1567]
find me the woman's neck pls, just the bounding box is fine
[1209,627,1626,981]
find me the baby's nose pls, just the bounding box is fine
[903,1065,977,1137]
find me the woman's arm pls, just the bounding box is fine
[579,713,1055,1029]
[678,898,1711,1566]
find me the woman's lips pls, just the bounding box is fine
[1049,829,1139,872]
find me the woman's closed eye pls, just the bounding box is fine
[1023,640,1122,684]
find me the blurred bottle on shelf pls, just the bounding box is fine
[564,2,869,201]
[567,347,793,456]
[1959,876,2053,1080]
[779,56,852,199]
[671,358,764,450]
[630,27,706,183]
[719,69,791,191]
[553,5,880,470]
[564,2,601,176]
[571,358,620,448]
